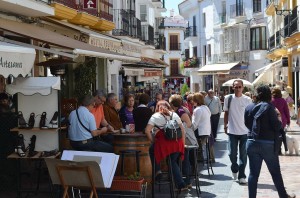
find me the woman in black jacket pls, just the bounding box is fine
[244,85,295,198]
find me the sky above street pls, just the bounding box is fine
[163,0,183,16]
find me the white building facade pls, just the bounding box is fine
[180,0,270,93]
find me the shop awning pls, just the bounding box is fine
[252,60,281,86]
[0,18,140,62]
[6,77,60,96]
[198,62,240,75]
[0,41,36,78]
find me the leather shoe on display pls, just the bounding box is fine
[27,135,38,157]
[39,112,47,129]
[48,111,58,129]
[18,111,29,129]
[28,112,35,129]
[15,134,26,157]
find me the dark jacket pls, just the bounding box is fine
[245,102,282,152]
[133,106,152,132]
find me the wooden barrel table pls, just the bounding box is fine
[113,132,152,182]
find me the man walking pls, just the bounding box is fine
[205,89,222,140]
[223,79,252,184]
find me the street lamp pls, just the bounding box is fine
[274,5,291,16]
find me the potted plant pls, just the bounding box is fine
[110,172,144,191]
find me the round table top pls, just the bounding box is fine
[111,131,146,137]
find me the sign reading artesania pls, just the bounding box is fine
[0,57,22,68]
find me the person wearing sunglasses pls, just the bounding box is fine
[223,79,252,184]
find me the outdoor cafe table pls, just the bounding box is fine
[112,132,152,182]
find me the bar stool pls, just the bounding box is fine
[182,145,201,196]
[119,150,141,175]
[152,155,175,198]
[204,137,214,176]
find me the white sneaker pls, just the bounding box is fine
[232,172,238,180]
[239,178,247,184]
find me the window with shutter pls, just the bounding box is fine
[170,35,179,50]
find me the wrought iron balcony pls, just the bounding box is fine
[130,17,142,39]
[154,37,166,50]
[184,26,197,39]
[282,6,298,37]
[113,9,130,36]
[169,43,181,51]
[142,25,154,45]
[290,6,298,35]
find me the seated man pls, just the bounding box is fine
[91,89,114,145]
[103,93,122,130]
[68,95,113,153]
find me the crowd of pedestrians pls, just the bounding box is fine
[66,79,297,197]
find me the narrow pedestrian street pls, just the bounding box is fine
[170,112,300,198]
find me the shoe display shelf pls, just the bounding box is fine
[6,77,61,153]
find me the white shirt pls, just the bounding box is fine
[223,94,252,135]
[192,105,211,136]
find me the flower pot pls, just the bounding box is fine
[110,176,144,191]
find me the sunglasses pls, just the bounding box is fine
[234,86,242,89]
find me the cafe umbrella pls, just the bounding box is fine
[222,78,253,88]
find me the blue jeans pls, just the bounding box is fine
[149,144,186,188]
[228,134,247,179]
[246,139,288,198]
[70,140,114,153]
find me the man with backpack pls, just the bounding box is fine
[223,79,252,184]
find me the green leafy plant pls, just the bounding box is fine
[180,83,190,96]
[74,60,96,100]
[127,172,143,181]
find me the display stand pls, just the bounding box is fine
[45,159,104,198]
[6,77,61,151]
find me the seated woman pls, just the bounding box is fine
[169,94,192,188]
[119,94,135,132]
[133,93,152,132]
[145,100,187,191]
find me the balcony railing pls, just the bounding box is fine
[154,36,166,50]
[169,43,181,51]
[211,51,249,64]
[142,25,154,45]
[282,6,298,37]
[184,26,197,39]
[113,9,129,36]
[130,17,142,39]
[290,6,299,35]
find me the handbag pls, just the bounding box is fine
[184,123,199,147]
